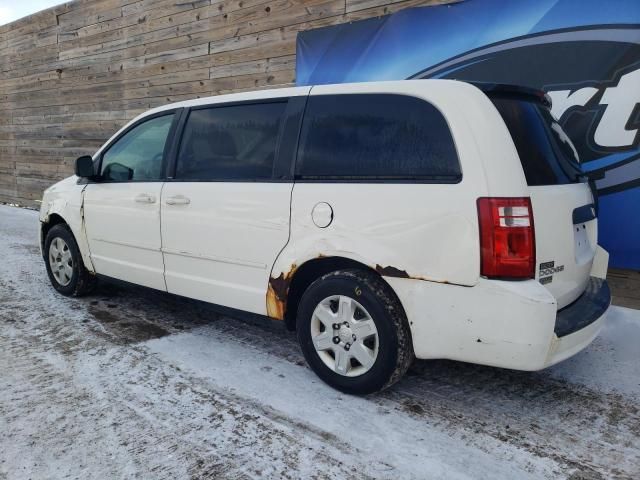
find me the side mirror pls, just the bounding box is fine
[75,155,95,178]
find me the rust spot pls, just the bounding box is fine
[375,264,451,284]
[375,264,410,279]
[266,283,285,320]
[266,265,297,320]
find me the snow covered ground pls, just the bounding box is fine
[1,203,639,479]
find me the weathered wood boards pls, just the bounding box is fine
[0,0,450,204]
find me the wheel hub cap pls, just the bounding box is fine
[338,324,353,344]
[310,295,379,377]
[48,237,73,287]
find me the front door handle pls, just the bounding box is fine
[165,195,191,206]
[134,193,156,203]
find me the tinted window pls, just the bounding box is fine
[490,97,585,186]
[176,102,286,180]
[296,94,460,180]
[101,114,174,182]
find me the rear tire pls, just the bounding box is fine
[44,224,96,296]
[296,269,413,394]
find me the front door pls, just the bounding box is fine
[161,101,293,315]
[83,112,176,290]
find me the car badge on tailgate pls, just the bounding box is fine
[539,261,565,284]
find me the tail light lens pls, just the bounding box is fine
[477,197,535,279]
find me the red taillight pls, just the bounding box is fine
[477,197,535,279]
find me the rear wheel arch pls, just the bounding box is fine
[275,256,406,332]
[295,267,414,393]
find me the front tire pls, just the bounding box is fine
[44,224,95,296]
[297,269,413,394]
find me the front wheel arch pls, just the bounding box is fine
[44,223,96,296]
[40,213,68,257]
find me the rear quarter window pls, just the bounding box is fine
[296,93,461,182]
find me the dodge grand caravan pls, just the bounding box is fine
[39,80,611,394]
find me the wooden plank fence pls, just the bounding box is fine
[0,0,452,205]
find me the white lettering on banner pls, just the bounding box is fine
[547,68,640,149]
[595,69,640,148]
[549,87,598,119]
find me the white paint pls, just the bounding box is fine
[38,175,95,272]
[529,184,596,309]
[590,245,609,279]
[161,182,292,315]
[83,182,166,290]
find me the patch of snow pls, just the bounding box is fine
[147,328,558,480]
[549,305,640,399]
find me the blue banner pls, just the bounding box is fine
[296,0,640,269]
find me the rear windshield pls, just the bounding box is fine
[490,96,586,186]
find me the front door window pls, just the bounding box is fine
[100,114,174,182]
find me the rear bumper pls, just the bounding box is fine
[386,254,610,371]
[544,277,610,367]
[554,277,610,337]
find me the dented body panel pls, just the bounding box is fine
[268,81,501,320]
[162,182,294,315]
[387,247,609,367]
[39,176,94,273]
[270,81,498,293]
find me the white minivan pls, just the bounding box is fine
[40,80,611,394]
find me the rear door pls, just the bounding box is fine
[161,96,303,315]
[490,95,597,308]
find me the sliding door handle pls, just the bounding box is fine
[165,195,191,206]
[134,193,156,203]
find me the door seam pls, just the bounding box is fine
[159,181,169,292]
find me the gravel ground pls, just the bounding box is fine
[1,203,639,479]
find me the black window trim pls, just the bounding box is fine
[92,108,183,184]
[292,175,462,184]
[84,91,467,186]
[167,97,296,183]
[292,92,463,185]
